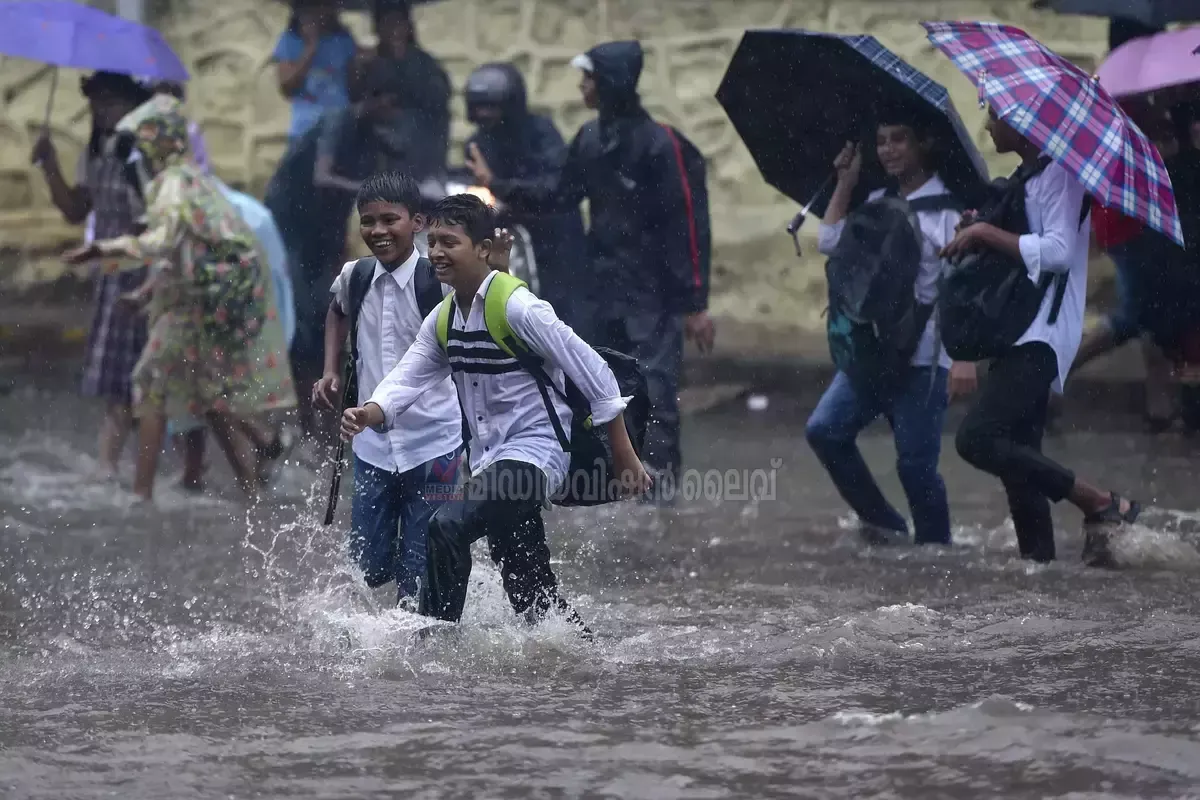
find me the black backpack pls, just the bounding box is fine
[939,158,1082,362]
[661,126,712,304]
[339,255,445,409]
[825,190,963,393]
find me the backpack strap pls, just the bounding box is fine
[660,124,703,293]
[435,292,454,352]
[346,257,377,357]
[412,256,443,319]
[907,194,965,214]
[479,273,580,451]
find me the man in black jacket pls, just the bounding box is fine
[466,41,714,501]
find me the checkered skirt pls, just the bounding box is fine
[79,154,148,403]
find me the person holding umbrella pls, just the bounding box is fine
[805,104,976,548]
[32,71,153,481]
[716,32,990,546]
[925,22,1175,565]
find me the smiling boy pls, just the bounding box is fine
[340,194,650,634]
[313,172,463,606]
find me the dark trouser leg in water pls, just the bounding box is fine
[956,343,1138,564]
[806,368,952,545]
[956,343,1069,562]
[419,460,590,635]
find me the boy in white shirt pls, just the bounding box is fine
[340,194,650,635]
[313,172,464,606]
[944,108,1140,566]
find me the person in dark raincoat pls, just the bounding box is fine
[465,41,714,501]
[462,62,586,330]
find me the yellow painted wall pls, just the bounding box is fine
[0,0,1111,330]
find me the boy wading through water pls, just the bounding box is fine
[806,111,977,547]
[341,194,651,635]
[313,172,466,606]
[943,108,1141,566]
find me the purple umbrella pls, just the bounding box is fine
[0,0,188,135]
[0,0,188,81]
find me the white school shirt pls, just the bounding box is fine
[816,175,960,369]
[1012,161,1091,395]
[330,248,462,474]
[368,270,630,494]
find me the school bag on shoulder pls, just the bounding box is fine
[661,125,712,304]
[825,189,963,393]
[339,255,444,406]
[938,157,1085,362]
[324,255,446,525]
[433,272,650,507]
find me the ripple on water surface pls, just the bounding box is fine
[4,396,1200,797]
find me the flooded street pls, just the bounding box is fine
[4,375,1200,799]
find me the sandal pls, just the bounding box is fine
[1081,493,1141,569]
[1083,492,1141,527]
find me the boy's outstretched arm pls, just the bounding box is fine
[342,312,451,440]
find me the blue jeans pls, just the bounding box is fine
[805,367,951,545]
[349,450,462,599]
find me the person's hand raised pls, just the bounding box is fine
[465,143,495,188]
[832,141,862,187]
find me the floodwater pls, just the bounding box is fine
[3,376,1200,799]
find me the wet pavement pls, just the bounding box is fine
[3,372,1200,799]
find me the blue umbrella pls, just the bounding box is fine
[717,30,989,242]
[0,1,188,81]
[0,0,188,136]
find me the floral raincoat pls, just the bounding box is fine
[93,95,296,420]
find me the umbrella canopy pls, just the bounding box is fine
[0,0,188,81]
[924,20,1183,245]
[272,0,443,9]
[1032,0,1200,27]
[716,29,990,218]
[1097,26,1200,98]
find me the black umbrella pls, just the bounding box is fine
[716,29,990,239]
[1032,0,1200,27]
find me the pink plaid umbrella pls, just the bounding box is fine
[923,20,1183,245]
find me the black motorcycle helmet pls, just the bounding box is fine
[464,63,527,127]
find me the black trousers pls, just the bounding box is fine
[956,343,1076,562]
[593,310,683,482]
[419,460,584,627]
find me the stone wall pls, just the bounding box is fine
[0,0,1112,329]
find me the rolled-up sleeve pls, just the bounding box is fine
[366,312,451,428]
[1017,163,1087,280]
[507,290,629,425]
[816,219,846,256]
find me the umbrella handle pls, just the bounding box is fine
[32,68,59,169]
[42,67,59,130]
[786,173,836,257]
